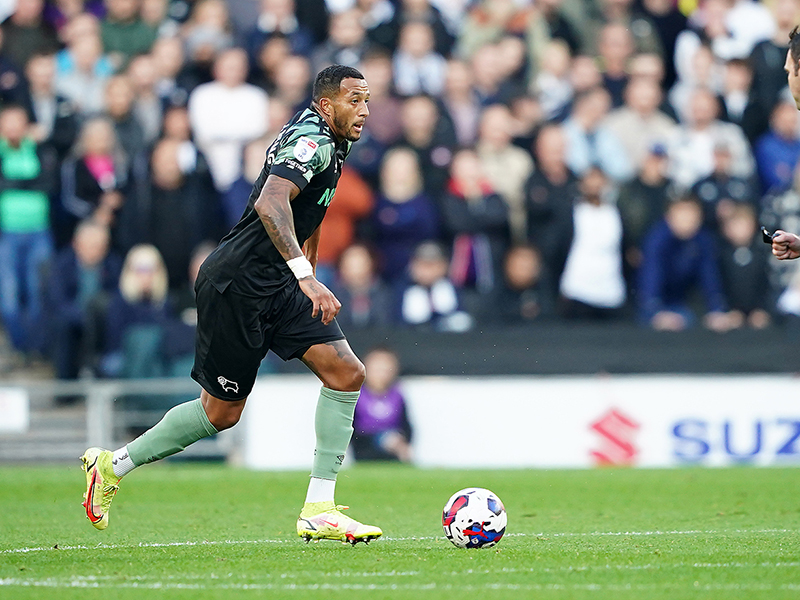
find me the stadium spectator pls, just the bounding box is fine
[150,36,198,110]
[508,92,544,151]
[0,31,30,108]
[638,0,687,89]
[351,346,413,462]
[103,75,147,161]
[562,86,634,183]
[48,220,122,380]
[310,9,370,73]
[746,0,800,142]
[100,244,172,377]
[155,104,216,223]
[249,34,291,93]
[457,0,533,60]
[54,31,109,115]
[525,124,579,292]
[140,0,179,38]
[126,54,162,147]
[605,76,676,171]
[754,100,800,194]
[372,147,439,283]
[569,53,603,97]
[222,137,267,231]
[667,87,754,189]
[469,42,517,106]
[353,0,396,51]
[481,243,552,324]
[719,58,753,130]
[395,94,455,196]
[495,35,528,94]
[716,202,771,329]
[617,143,672,281]
[669,44,723,124]
[674,0,772,85]
[392,20,446,97]
[43,0,106,34]
[533,39,573,121]
[439,59,481,147]
[398,241,471,331]
[60,117,130,242]
[475,104,533,243]
[270,54,313,115]
[188,47,268,192]
[690,141,757,232]
[317,165,374,285]
[179,0,233,73]
[100,0,157,71]
[332,243,393,328]
[366,0,453,58]
[0,105,58,355]
[125,137,222,291]
[358,47,403,146]
[637,194,731,331]
[558,166,626,319]
[440,148,509,295]
[246,0,314,62]
[54,13,114,78]
[590,0,662,59]
[1,0,59,71]
[531,0,580,56]
[596,22,635,108]
[23,52,79,160]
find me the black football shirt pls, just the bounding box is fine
[200,107,351,296]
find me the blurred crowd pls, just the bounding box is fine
[3,0,800,380]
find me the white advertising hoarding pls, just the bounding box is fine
[242,375,800,470]
[0,388,29,434]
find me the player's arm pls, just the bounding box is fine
[254,175,340,324]
[772,230,800,260]
[303,225,322,274]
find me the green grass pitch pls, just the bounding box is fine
[1,463,799,599]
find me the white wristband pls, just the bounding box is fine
[287,256,313,280]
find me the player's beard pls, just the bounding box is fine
[334,112,359,141]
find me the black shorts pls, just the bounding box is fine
[191,272,345,400]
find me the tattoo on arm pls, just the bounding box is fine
[254,175,303,260]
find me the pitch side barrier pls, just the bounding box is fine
[325,322,800,376]
[0,378,234,463]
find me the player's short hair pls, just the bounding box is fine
[790,26,800,71]
[312,64,365,102]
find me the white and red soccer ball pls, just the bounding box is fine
[442,487,507,549]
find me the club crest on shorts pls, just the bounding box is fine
[217,376,239,394]
[293,137,318,162]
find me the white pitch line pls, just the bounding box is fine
[2,577,800,592]
[1,528,795,556]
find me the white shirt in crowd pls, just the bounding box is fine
[559,201,626,309]
[188,82,269,191]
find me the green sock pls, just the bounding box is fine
[127,398,218,466]
[311,387,359,480]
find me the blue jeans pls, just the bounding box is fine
[0,230,53,352]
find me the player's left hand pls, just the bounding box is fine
[299,277,341,325]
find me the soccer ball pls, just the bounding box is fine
[442,487,507,549]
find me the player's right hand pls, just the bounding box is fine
[298,277,341,325]
[772,230,800,260]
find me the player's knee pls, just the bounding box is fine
[204,401,245,431]
[209,409,241,431]
[331,356,365,391]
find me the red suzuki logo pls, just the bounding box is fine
[590,408,640,466]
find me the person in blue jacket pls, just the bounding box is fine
[637,194,733,332]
